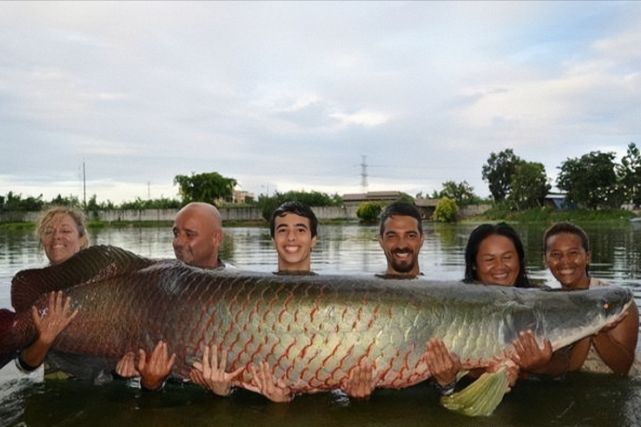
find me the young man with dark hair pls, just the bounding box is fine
[269,201,318,273]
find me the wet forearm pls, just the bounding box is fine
[592,333,634,375]
[526,351,569,377]
[19,338,52,369]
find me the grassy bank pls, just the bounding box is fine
[474,207,637,223]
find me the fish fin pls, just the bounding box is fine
[11,245,155,312]
[440,367,509,417]
[0,309,19,369]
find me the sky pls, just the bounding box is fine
[1,1,640,203]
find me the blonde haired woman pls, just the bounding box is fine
[16,207,89,375]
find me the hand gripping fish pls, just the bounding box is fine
[0,246,633,416]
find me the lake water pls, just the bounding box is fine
[1,222,641,426]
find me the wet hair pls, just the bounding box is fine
[543,221,590,253]
[269,201,318,238]
[379,202,423,236]
[463,222,531,287]
[36,206,90,249]
[543,221,591,275]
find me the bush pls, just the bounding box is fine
[434,197,458,223]
[356,202,383,224]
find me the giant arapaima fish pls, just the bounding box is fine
[0,246,633,416]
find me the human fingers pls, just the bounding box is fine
[219,346,228,372]
[166,352,176,371]
[261,363,274,395]
[202,345,211,377]
[227,366,244,380]
[116,352,138,377]
[149,341,167,367]
[362,363,373,386]
[522,330,540,349]
[31,306,41,328]
[47,292,56,313]
[249,364,263,390]
[156,342,169,366]
[137,349,147,372]
[189,368,205,385]
[61,295,73,315]
[54,291,67,314]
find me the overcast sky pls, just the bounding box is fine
[1,2,640,203]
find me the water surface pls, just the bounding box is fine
[1,222,640,426]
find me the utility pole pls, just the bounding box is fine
[360,155,368,193]
[82,161,86,210]
[147,181,151,199]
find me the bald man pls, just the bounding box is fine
[115,202,233,390]
[172,202,226,268]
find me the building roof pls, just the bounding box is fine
[342,191,404,202]
[415,198,439,207]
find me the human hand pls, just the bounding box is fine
[31,291,78,346]
[243,361,292,403]
[115,351,140,378]
[341,360,376,399]
[189,343,243,396]
[138,340,176,391]
[425,338,461,387]
[509,330,552,372]
[598,308,628,334]
[486,360,519,390]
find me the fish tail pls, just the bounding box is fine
[0,308,19,369]
[440,367,509,417]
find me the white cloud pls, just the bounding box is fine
[330,110,393,127]
[1,2,640,203]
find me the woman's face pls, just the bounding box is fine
[41,213,83,265]
[474,234,520,286]
[545,232,590,289]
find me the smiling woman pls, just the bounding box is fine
[463,222,532,288]
[15,206,89,377]
[37,207,90,264]
[543,222,640,376]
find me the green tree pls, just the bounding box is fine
[86,194,101,215]
[49,194,82,208]
[119,197,181,210]
[174,172,237,205]
[437,181,479,206]
[433,197,458,223]
[394,193,415,204]
[0,192,45,212]
[356,202,383,224]
[618,142,641,208]
[508,162,550,210]
[557,151,621,209]
[256,190,342,221]
[482,149,522,202]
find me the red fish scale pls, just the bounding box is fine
[9,267,439,391]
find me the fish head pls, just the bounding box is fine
[540,285,633,349]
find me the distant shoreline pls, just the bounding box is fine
[0,206,637,230]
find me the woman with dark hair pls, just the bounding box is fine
[464,223,531,287]
[427,223,552,393]
[543,222,639,375]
